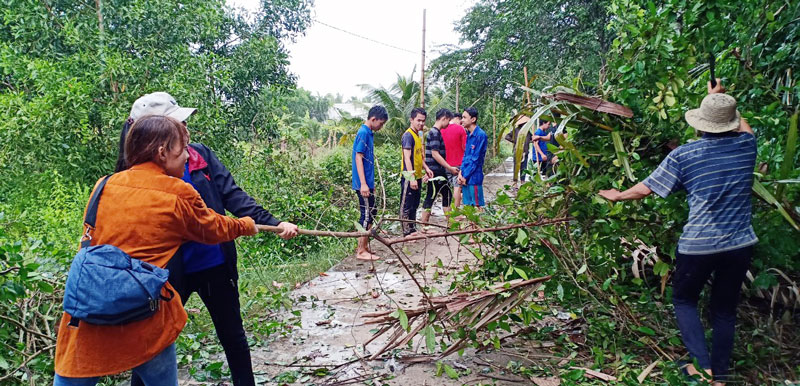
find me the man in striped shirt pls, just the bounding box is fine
[420,109,460,225]
[599,80,756,386]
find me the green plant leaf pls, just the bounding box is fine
[444,364,459,379]
[636,326,656,336]
[391,308,409,332]
[611,131,636,181]
[776,111,798,200]
[752,179,800,231]
[515,228,528,246]
[424,325,436,352]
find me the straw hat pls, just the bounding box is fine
[514,115,531,127]
[685,93,740,133]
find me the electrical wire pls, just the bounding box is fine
[314,19,420,55]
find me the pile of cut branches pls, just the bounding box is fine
[361,276,551,360]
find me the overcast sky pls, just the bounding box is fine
[228,0,475,99]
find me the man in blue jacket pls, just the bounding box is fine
[457,107,488,207]
[119,92,298,386]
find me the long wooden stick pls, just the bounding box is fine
[385,217,572,245]
[257,225,371,238]
[257,217,573,241]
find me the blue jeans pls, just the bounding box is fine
[54,343,177,386]
[672,246,752,381]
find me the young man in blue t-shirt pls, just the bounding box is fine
[530,120,554,177]
[352,105,388,260]
[598,80,756,384]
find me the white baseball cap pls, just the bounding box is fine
[129,92,196,122]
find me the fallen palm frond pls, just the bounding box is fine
[545,92,634,118]
[361,276,551,360]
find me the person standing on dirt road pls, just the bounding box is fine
[117,92,299,386]
[420,109,460,226]
[352,105,388,260]
[399,107,433,236]
[442,114,467,208]
[598,79,757,386]
[457,107,488,208]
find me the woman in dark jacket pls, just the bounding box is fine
[119,92,298,386]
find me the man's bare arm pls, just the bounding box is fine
[355,152,370,197]
[598,182,653,202]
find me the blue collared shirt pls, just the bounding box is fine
[460,125,488,185]
[351,124,375,190]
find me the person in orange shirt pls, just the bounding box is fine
[121,92,298,386]
[53,115,259,385]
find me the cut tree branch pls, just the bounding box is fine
[257,217,574,242]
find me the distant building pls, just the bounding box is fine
[327,102,367,121]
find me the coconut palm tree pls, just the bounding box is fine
[359,68,455,141]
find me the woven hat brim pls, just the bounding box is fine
[685,108,741,133]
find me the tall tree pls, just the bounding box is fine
[0,0,312,189]
[360,69,454,141]
[430,0,611,116]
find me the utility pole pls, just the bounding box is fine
[523,66,532,105]
[455,79,460,112]
[420,9,426,108]
[492,97,497,157]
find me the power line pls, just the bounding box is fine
[314,19,420,55]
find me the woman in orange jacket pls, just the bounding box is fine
[53,115,259,385]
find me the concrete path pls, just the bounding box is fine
[175,158,548,385]
[245,159,523,385]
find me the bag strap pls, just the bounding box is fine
[81,175,112,248]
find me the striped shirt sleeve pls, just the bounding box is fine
[643,153,683,198]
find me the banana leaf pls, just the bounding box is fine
[752,179,800,232]
[776,110,798,200]
[611,131,636,182]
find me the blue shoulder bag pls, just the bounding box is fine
[63,175,175,326]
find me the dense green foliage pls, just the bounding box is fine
[0,0,311,188]
[431,0,799,383]
[1,0,798,383]
[430,0,610,120]
[0,0,320,383]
